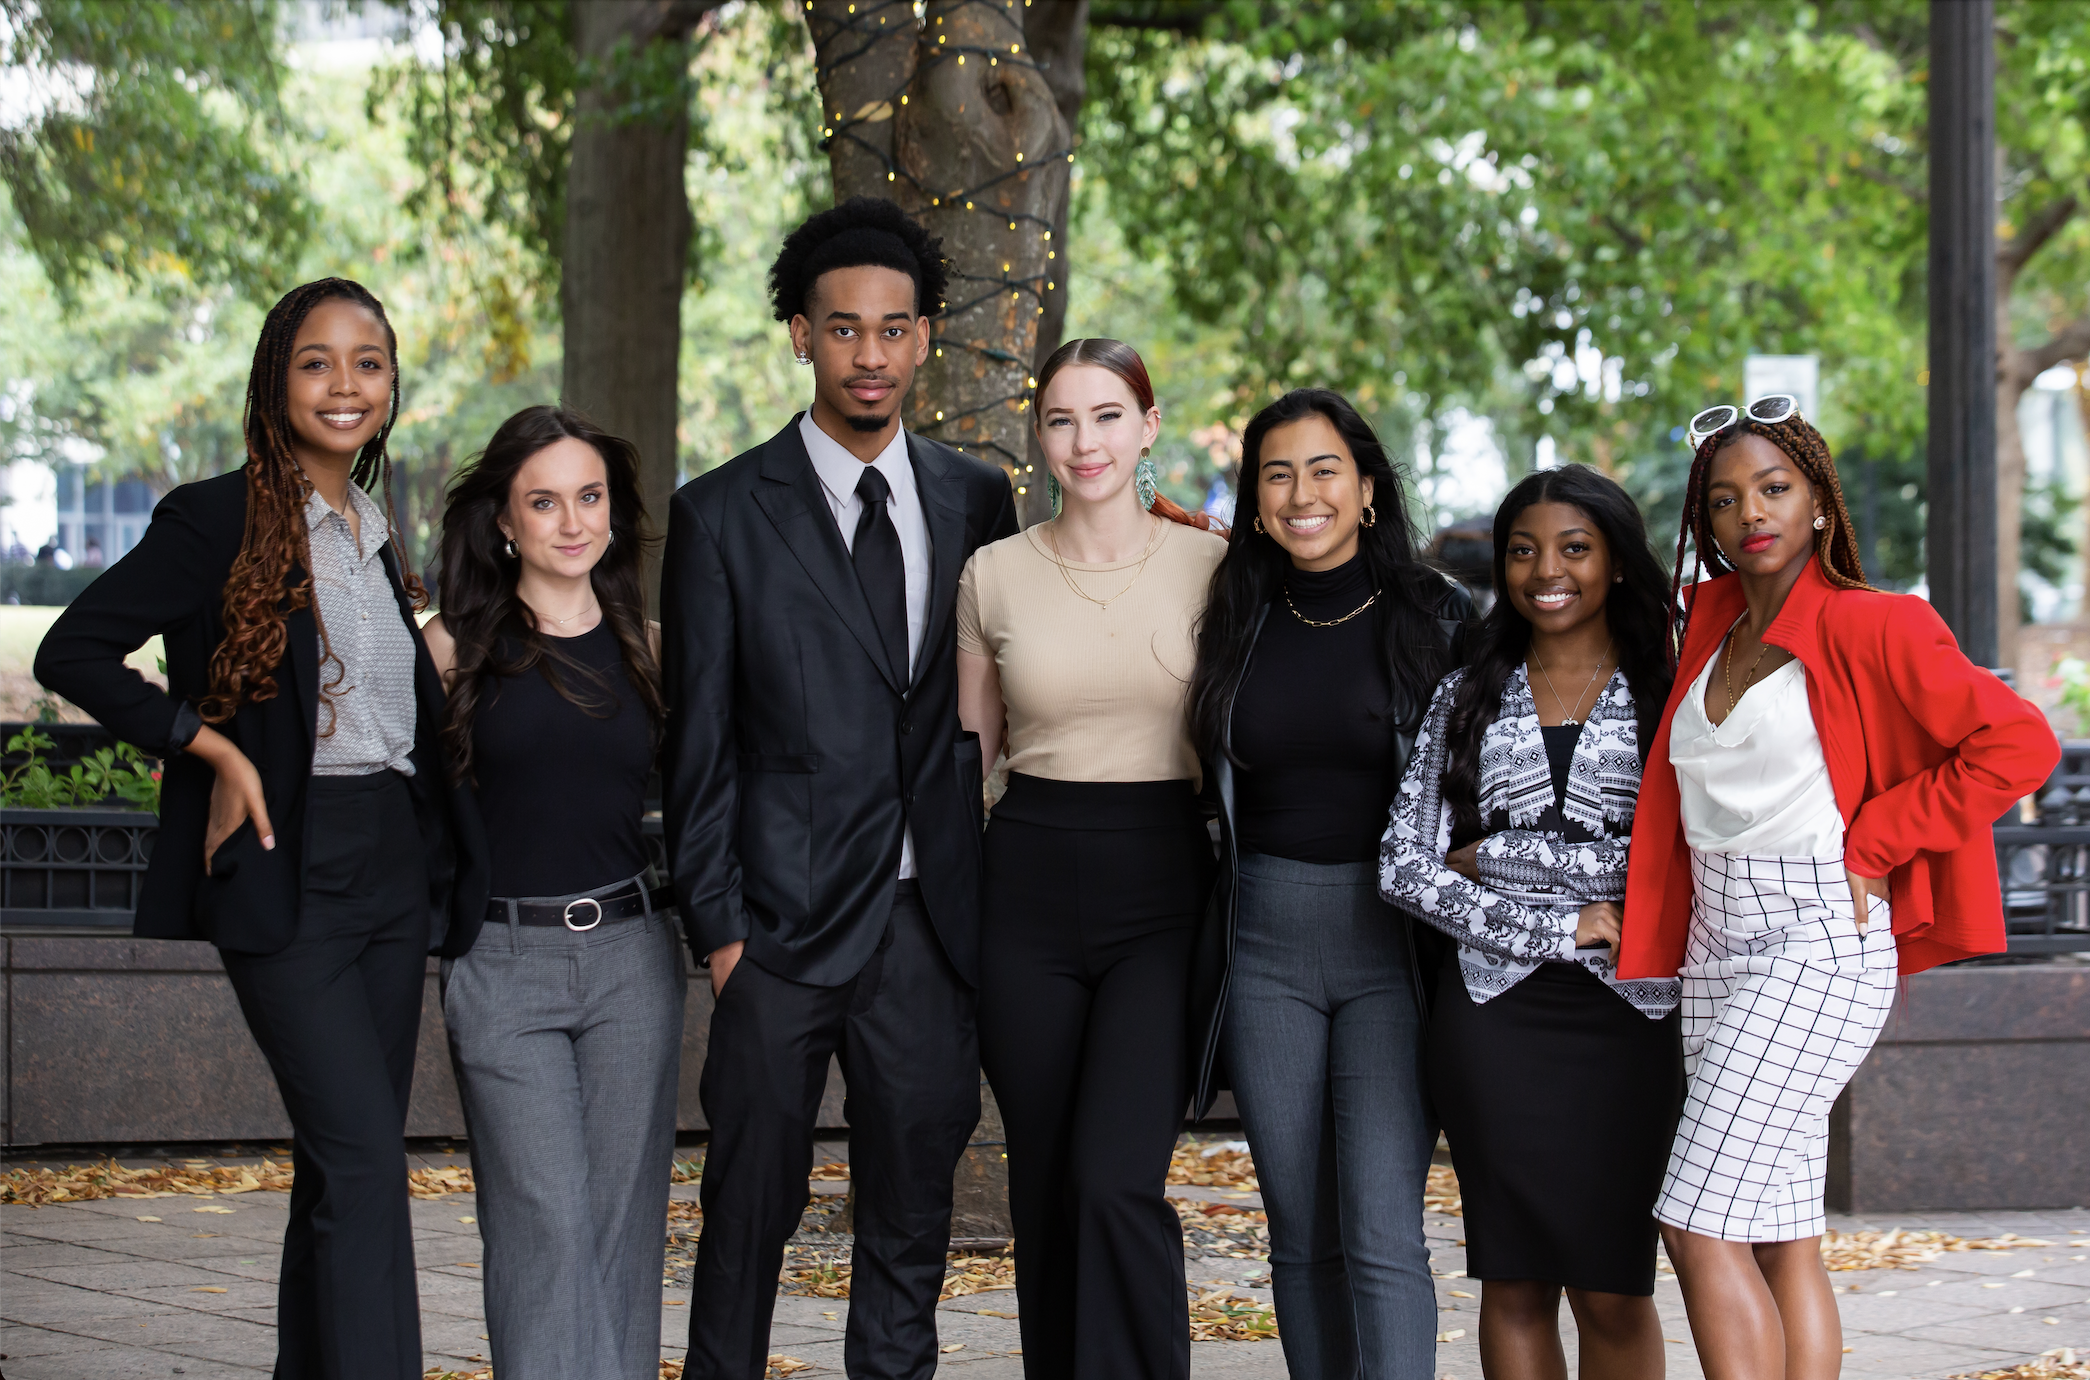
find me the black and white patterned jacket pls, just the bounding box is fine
[1377,665,1680,1019]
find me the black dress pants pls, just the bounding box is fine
[978,775,1215,1380]
[218,772,430,1380]
[686,883,980,1380]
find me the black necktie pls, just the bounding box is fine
[853,466,909,681]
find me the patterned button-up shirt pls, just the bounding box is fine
[304,481,418,776]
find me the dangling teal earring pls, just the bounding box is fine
[1135,449,1159,511]
[1047,473,1063,516]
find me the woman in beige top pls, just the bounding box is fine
[957,338,1225,1380]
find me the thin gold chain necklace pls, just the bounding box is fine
[1041,516,1164,610]
[1530,642,1613,726]
[1284,587,1377,627]
[1721,617,1773,718]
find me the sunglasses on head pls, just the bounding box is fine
[1685,394,1801,450]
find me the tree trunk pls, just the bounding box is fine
[1018,0,1090,527]
[1997,268,2026,661]
[808,0,1070,497]
[806,0,1073,1244]
[562,1,704,607]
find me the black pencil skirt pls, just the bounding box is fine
[1425,950,1684,1296]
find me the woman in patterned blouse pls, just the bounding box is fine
[1379,464,1680,1380]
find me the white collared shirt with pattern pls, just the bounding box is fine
[303,481,417,777]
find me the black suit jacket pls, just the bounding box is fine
[32,469,489,957]
[661,418,1019,988]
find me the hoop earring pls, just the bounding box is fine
[1253,516,1265,535]
[1047,474,1063,516]
[1359,504,1377,528]
[503,537,517,558]
[1135,450,1159,511]
[606,529,615,548]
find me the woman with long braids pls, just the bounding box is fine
[1619,398,2056,1380]
[420,406,679,1380]
[35,279,486,1378]
[1381,465,1681,1380]
[1184,388,1469,1379]
[958,338,1225,1378]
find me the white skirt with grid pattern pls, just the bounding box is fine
[1653,851,1898,1242]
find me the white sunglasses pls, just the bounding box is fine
[1685,394,1801,450]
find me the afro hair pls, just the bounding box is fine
[768,196,950,323]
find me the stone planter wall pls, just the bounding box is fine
[1828,960,2090,1212]
[0,930,845,1147]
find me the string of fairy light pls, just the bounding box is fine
[807,0,1069,480]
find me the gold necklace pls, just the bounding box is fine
[1284,587,1377,627]
[1041,517,1164,609]
[1530,642,1613,726]
[531,598,600,628]
[1722,618,1773,718]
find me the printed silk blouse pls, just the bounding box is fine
[1378,665,1681,1019]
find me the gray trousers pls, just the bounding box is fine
[443,904,687,1380]
[1219,854,1438,1380]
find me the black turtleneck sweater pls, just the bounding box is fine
[1231,553,1397,863]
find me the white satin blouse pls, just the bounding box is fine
[1669,652,1845,857]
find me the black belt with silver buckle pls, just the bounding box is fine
[486,883,666,931]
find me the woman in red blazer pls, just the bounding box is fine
[1619,400,2056,1380]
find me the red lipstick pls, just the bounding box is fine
[1741,532,1776,555]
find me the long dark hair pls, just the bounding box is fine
[435,406,663,782]
[1671,414,1871,650]
[204,278,421,722]
[1189,387,1457,761]
[1441,464,1676,846]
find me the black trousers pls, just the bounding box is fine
[218,772,430,1380]
[978,775,1215,1380]
[686,883,980,1380]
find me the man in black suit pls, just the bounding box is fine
[663,198,1018,1378]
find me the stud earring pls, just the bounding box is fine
[1812,515,1827,530]
[795,351,811,366]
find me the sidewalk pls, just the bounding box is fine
[3,1144,2086,1378]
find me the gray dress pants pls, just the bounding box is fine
[1219,854,1438,1380]
[443,904,687,1380]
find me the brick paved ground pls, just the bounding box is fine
[4,1144,2086,1378]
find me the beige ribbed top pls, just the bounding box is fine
[957,518,1227,787]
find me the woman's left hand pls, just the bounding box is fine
[1445,841,1481,881]
[1845,867,1886,932]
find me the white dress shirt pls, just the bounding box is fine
[1670,656,1846,857]
[798,412,931,878]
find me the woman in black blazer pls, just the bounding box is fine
[35,278,487,1380]
[1185,389,1468,1379]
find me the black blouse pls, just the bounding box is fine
[1231,554,1396,863]
[471,622,653,897]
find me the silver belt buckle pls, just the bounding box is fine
[562,897,604,932]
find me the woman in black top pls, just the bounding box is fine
[421,406,678,1380]
[1186,389,1468,1379]
[35,279,485,1379]
[1380,466,1680,1379]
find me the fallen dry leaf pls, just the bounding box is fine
[1425,1165,1463,1216]
[2,1157,481,1206]
[191,1286,228,1293]
[1949,1348,2089,1380]
[1168,1141,1258,1189]
[1820,1230,2056,1272]
[1189,1286,1280,1342]
[809,1161,851,1181]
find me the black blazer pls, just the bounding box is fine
[1187,583,1472,1118]
[32,469,489,957]
[661,418,1018,988]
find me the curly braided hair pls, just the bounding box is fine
[201,278,425,723]
[1668,414,1872,646]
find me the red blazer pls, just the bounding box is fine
[1619,562,2059,979]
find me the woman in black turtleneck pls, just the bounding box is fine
[1187,389,1469,1380]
